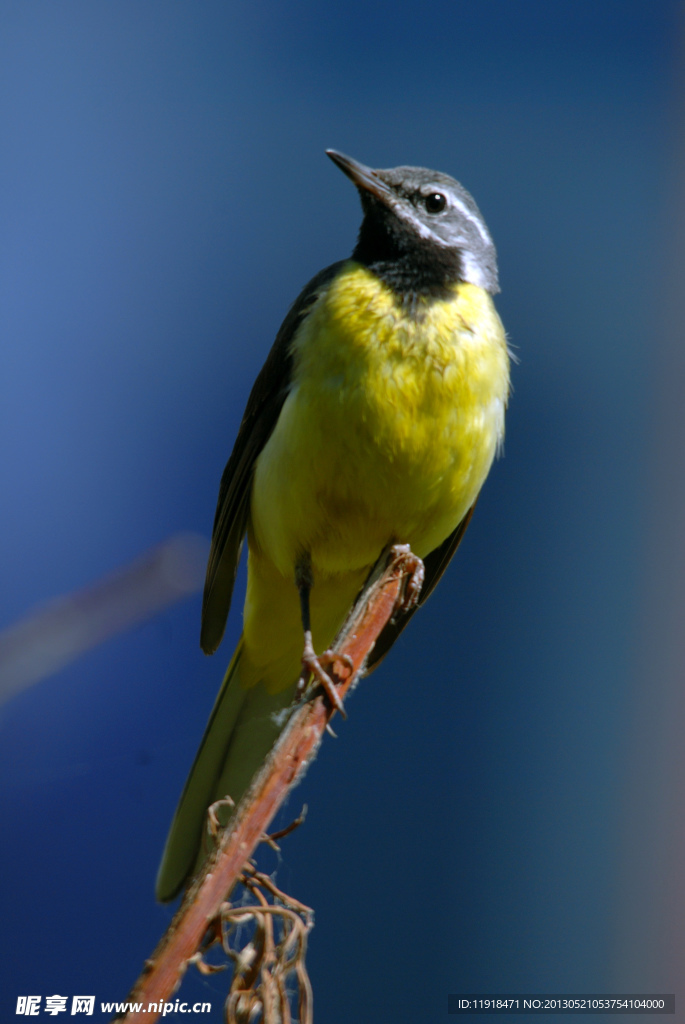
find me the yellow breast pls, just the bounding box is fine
[251,262,509,578]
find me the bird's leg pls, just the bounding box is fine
[295,554,350,718]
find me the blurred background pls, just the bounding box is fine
[1,1,684,1020]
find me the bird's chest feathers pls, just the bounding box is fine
[294,266,506,476]
[252,264,508,574]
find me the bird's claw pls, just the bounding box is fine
[299,634,350,718]
[390,543,425,611]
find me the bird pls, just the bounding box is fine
[155,150,510,902]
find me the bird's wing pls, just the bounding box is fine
[364,503,477,672]
[200,261,347,654]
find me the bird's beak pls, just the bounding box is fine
[326,150,395,207]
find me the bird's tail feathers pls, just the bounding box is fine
[155,638,299,902]
[155,640,248,902]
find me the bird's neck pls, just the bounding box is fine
[352,208,462,303]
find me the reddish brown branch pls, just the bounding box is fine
[117,544,422,1023]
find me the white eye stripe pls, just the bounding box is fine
[448,195,492,246]
[394,195,492,250]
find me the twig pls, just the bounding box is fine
[262,805,308,849]
[116,544,422,1023]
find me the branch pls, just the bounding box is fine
[117,544,422,1023]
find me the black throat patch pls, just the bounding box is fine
[352,202,463,310]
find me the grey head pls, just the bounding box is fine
[327,149,499,297]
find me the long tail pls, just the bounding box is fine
[155,639,297,902]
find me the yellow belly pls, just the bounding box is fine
[250,262,509,579]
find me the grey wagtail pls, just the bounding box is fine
[156,150,510,901]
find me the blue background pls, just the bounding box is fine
[1,2,684,1020]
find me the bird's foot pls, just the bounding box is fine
[298,632,352,718]
[390,543,425,611]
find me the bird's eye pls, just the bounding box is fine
[424,192,447,214]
